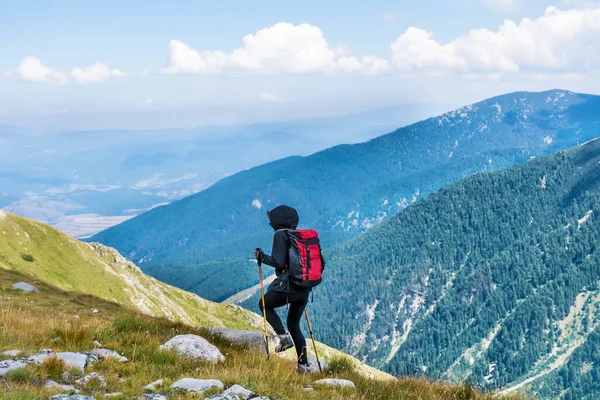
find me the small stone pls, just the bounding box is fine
[172,378,224,393]
[313,378,356,388]
[143,379,164,392]
[12,282,39,293]
[304,386,314,391]
[224,384,254,399]
[252,397,272,400]
[93,341,103,348]
[51,396,95,400]
[103,393,123,398]
[1,350,22,358]
[141,394,168,400]
[92,309,99,314]
[46,379,61,388]
[62,371,72,382]
[159,335,224,363]
[205,394,240,400]
[80,372,107,388]
[0,359,28,376]
[92,348,128,363]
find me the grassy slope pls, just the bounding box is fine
[0,211,388,381]
[0,268,524,400]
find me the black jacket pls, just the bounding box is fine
[261,205,309,294]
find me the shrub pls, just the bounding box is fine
[20,253,34,262]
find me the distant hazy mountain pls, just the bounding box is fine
[1,103,440,238]
[92,90,600,271]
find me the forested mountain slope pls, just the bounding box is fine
[92,90,600,276]
[288,137,600,399]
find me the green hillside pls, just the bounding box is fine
[277,137,600,399]
[1,268,519,400]
[0,211,391,381]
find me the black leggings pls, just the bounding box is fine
[259,290,309,365]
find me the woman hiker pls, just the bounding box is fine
[254,205,313,374]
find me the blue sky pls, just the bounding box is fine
[1,0,599,130]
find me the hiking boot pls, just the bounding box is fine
[297,363,312,375]
[274,333,294,353]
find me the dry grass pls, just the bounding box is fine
[0,269,528,400]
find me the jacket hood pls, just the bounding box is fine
[267,205,299,230]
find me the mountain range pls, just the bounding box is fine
[238,137,600,399]
[91,89,600,304]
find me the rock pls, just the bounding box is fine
[224,384,254,399]
[103,393,123,398]
[159,335,224,363]
[92,348,128,363]
[51,396,96,400]
[27,348,54,364]
[57,352,99,371]
[140,394,168,400]
[209,328,267,353]
[172,378,224,393]
[62,371,72,382]
[92,309,99,314]
[307,355,328,373]
[205,394,240,400]
[45,380,80,393]
[93,341,103,348]
[143,379,164,392]
[1,350,22,358]
[0,359,27,376]
[12,282,39,293]
[252,397,272,400]
[27,350,99,371]
[313,378,356,388]
[80,372,107,388]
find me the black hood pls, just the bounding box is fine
[267,205,299,230]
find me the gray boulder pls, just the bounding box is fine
[13,282,39,293]
[224,384,254,399]
[159,335,224,362]
[0,359,27,376]
[172,378,224,393]
[313,378,356,388]
[209,328,267,354]
[92,348,128,363]
[143,379,164,392]
[140,395,168,400]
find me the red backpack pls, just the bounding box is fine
[287,229,325,288]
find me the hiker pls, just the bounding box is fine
[254,205,322,374]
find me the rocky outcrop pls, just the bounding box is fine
[0,359,27,376]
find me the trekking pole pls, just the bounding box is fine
[304,308,323,373]
[258,259,270,360]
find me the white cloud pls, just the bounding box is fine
[258,92,283,102]
[486,0,521,11]
[6,57,126,84]
[381,12,399,21]
[160,22,388,75]
[12,56,68,84]
[143,97,154,104]
[71,62,126,84]
[390,6,600,74]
